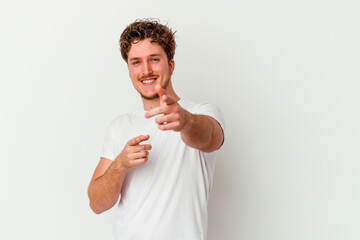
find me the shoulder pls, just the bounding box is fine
[180,99,225,130]
[179,99,220,112]
[108,107,143,129]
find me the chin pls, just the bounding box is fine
[140,93,159,100]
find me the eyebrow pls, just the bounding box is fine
[129,53,162,62]
[129,57,140,62]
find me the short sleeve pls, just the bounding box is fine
[193,102,225,133]
[100,121,117,161]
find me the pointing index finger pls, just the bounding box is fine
[128,135,150,146]
[155,84,166,98]
[162,95,177,105]
[155,84,177,105]
[145,106,162,118]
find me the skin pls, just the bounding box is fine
[88,38,224,214]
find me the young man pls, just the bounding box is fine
[88,19,225,240]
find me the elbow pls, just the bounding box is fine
[89,201,105,215]
[199,130,224,153]
[88,184,107,214]
[204,121,224,152]
[88,194,115,215]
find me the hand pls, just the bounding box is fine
[145,85,190,132]
[115,135,152,169]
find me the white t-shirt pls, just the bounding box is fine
[101,99,225,240]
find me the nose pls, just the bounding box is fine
[142,61,153,76]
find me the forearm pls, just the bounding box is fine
[88,162,127,214]
[180,112,223,152]
[143,87,224,152]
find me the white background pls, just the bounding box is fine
[1,0,359,239]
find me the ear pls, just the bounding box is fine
[169,59,175,75]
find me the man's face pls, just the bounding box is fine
[127,38,175,100]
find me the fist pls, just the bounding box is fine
[115,135,152,169]
[145,84,190,132]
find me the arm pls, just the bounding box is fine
[180,111,224,152]
[145,85,224,152]
[88,135,151,214]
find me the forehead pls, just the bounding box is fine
[128,39,166,59]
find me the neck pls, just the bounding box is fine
[142,81,180,111]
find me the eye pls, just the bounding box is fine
[151,58,160,62]
[131,60,140,66]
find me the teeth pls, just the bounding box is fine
[142,79,155,84]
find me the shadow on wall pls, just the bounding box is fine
[207,142,242,240]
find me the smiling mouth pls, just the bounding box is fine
[141,78,156,84]
[140,76,158,86]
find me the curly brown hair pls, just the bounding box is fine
[119,19,176,63]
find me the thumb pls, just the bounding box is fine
[155,84,166,98]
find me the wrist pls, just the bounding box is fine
[182,110,194,132]
[111,159,128,173]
